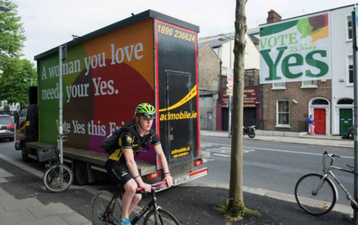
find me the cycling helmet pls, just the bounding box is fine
[135,103,156,119]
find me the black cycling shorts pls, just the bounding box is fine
[105,160,133,187]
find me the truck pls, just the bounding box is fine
[15,10,209,186]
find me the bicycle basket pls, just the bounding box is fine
[37,147,57,162]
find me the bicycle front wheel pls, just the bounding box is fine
[91,191,122,225]
[43,164,73,193]
[144,208,180,225]
[295,173,336,216]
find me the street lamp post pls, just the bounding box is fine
[218,34,233,137]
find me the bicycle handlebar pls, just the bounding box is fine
[323,151,341,159]
[136,179,168,193]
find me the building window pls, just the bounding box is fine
[337,98,353,105]
[348,55,353,84]
[348,15,353,40]
[277,101,290,126]
[312,99,329,105]
[302,80,317,88]
[272,82,286,89]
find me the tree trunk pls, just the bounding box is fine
[228,0,247,215]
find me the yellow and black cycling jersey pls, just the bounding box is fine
[108,125,161,163]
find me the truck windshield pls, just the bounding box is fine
[18,108,28,126]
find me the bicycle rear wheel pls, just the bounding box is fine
[91,190,122,225]
[295,173,336,216]
[43,164,73,193]
[143,208,180,225]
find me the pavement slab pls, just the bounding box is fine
[2,198,43,212]
[0,168,12,178]
[17,215,69,225]
[0,178,8,183]
[60,211,91,225]
[0,187,16,203]
[0,210,36,225]
[28,202,73,219]
[0,203,5,213]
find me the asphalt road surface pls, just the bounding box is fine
[196,136,354,207]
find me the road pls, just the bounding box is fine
[195,136,355,207]
[0,136,355,210]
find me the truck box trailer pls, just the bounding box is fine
[15,10,209,185]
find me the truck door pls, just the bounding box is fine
[162,70,193,162]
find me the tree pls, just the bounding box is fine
[0,0,26,73]
[228,0,247,216]
[0,58,36,105]
[0,0,29,105]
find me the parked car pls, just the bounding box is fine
[0,115,14,142]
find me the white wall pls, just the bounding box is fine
[330,7,354,134]
[214,35,260,75]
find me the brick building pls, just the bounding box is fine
[258,6,355,135]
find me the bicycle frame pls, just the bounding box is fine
[131,191,160,224]
[316,155,358,207]
[101,188,161,225]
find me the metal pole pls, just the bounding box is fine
[228,36,233,137]
[352,9,358,222]
[58,46,64,188]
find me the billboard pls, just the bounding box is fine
[260,13,331,84]
[37,19,154,152]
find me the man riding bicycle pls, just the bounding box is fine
[105,103,173,225]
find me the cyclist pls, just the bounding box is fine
[105,103,173,225]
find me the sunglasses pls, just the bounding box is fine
[142,113,156,119]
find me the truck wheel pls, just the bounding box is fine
[74,161,88,186]
[15,141,22,150]
[21,147,31,162]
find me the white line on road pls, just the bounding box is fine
[213,153,230,157]
[245,146,354,159]
[202,142,353,159]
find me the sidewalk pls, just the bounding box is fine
[0,164,90,225]
[201,130,354,148]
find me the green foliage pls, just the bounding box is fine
[0,58,37,104]
[0,0,33,105]
[217,197,261,222]
[0,0,26,71]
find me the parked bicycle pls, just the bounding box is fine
[294,151,358,216]
[43,136,73,193]
[91,179,180,225]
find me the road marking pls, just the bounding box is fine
[204,149,255,158]
[213,153,230,157]
[245,146,354,159]
[201,142,353,159]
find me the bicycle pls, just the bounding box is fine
[294,151,358,216]
[43,136,74,193]
[91,180,180,225]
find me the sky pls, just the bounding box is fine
[10,0,358,64]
